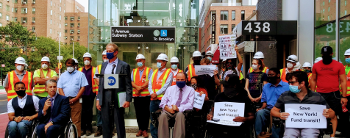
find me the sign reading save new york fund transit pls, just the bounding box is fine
[111,26,175,43]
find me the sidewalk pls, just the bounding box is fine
[82,133,152,138]
[0,89,5,95]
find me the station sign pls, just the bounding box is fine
[236,21,297,38]
[111,26,175,43]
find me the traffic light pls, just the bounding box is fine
[20,48,23,53]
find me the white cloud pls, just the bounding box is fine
[75,0,88,12]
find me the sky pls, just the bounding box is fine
[75,0,89,12]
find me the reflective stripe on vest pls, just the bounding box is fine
[280,68,288,82]
[97,64,102,74]
[132,67,151,97]
[239,71,244,80]
[7,71,33,101]
[343,67,350,96]
[78,67,99,93]
[171,70,183,86]
[33,69,52,97]
[187,64,196,81]
[151,69,171,100]
[249,67,268,73]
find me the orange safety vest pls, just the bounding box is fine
[7,71,33,101]
[307,73,312,82]
[171,69,183,86]
[187,64,196,81]
[248,66,269,73]
[151,68,171,100]
[97,64,102,74]
[33,69,52,96]
[78,67,98,93]
[132,67,151,97]
[342,66,350,96]
[280,68,288,82]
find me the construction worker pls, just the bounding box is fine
[302,62,312,82]
[148,53,173,138]
[280,55,298,82]
[72,58,79,70]
[205,51,213,64]
[77,52,98,136]
[132,54,153,137]
[33,56,58,99]
[248,51,269,73]
[170,57,183,86]
[185,51,202,82]
[342,48,350,137]
[4,57,34,101]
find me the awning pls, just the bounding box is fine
[212,47,220,64]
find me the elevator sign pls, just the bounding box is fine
[111,26,175,43]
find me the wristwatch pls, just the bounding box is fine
[13,117,16,121]
[342,96,347,98]
[50,121,54,124]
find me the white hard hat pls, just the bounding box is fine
[15,57,26,65]
[315,57,322,63]
[223,59,227,62]
[102,50,107,55]
[205,51,213,56]
[345,49,350,56]
[156,53,168,61]
[83,52,92,58]
[170,57,179,63]
[192,51,201,57]
[253,51,264,59]
[302,62,312,68]
[72,58,78,63]
[41,56,50,62]
[294,62,301,69]
[286,55,298,63]
[136,54,146,60]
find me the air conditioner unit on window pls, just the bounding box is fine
[7,19,9,21]
[77,39,80,41]
[32,21,35,23]
[71,19,73,21]
[70,32,73,34]
[22,21,26,23]
[33,1,35,4]
[7,0,9,2]
[78,19,80,21]
[71,38,73,40]
[22,1,26,4]
[77,32,80,34]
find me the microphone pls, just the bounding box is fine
[47,95,52,101]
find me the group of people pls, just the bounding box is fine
[4,43,350,138]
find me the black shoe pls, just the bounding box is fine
[86,130,92,136]
[81,130,86,136]
[94,127,102,137]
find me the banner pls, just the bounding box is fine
[285,104,327,128]
[207,102,245,126]
[193,93,205,109]
[219,35,237,59]
[195,65,217,77]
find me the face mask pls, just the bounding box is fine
[346,58,350,64]
[207,57,212,62]
[107,52,115,59]
[226,62,233,70]
[176,81,186,88]
[223,87,238,98]
[194,59,201,65]
[16,65,24,71]
[252,64,258,70]
[191,84,197,90]
[322,55,333,65]
[287,62,294,69]
[304,69,311,73]
[42,64,48,69]
[67,66,75,73]
[289,85,301,93]
[75,66,78,70]
[16,90,26,97]
[103,59,109,62]
[137,62,143,67]
[267,76,278,84]
[84,60,91,65]
[157,62,162,68]
[171,64,178,70]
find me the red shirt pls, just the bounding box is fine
[313,60,345,93]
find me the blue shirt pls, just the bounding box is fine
[57,70,89,97]
[261,80,289,109]
[104,58,119,74]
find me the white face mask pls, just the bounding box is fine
[42,64,48,69]
[75,66,78,70]
[16,65,24,71]
[84,60,91,65]
[67,67,75,73]
[287,62,294,69]
[103,59,109,62]
[252,64,258,70]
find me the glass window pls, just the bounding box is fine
[65,16,67,20]
[77,36,80,40]
[341,0,349,18]
[32,26,35,31]
[65,29,67,33]
[60,7,61,11]
[6,15,9,21]
[21,8,27,14]
[232,11,236,20]
[77,30,80,33]
[13,0,18,3]
[0,23,2,27]
[13,17,17,21]
[33,0,35,3]
[232,24,236,31]
[59,15,61,20]
[32,17,35,22]
[339,16,350,64]
[50,29,52,34]
[220,24,228,34]
[50,19,52,24]
[78,23,80,27]
[65,23,67,26]
[315,22,336,60]
[70,16,74,21]
[14,8,17,13]
[0,13,2,19]
[21,17,27,23]
[70,36,74,40]
[241,10,245,20]
[50,10,52,15]
[51,1,52,6]
[65,36,67,40]
[78,16,80,20]
[220,11,228,20]
[0,3,2,9]
[70,30,74,34]
[32,8,35,14]
[70,23,74,27]
[6,5,9,11]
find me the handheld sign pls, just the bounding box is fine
[104,74,119,89]
[219,35,237,60]
[285,104,327,129]
[195,65,217,77]
[193,93,205,109]
[207,102,245,126]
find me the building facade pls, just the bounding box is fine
[64,12,88,47]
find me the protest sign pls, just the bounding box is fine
[193,93,205,109]
[219,35,237,59]
[285,104,327,128]
[207,102,245,126]
[195,65,217,77]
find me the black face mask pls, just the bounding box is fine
[304,70,311,73]
[267,76,278,84]
[194,60,201,65]
[191,84,197,90]
[16,90,26,97]
[226,62,233,70]
[322,55,333,65]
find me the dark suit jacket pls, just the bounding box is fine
[97,59,132,106]
[38,94,70,126]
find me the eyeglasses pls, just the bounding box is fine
[288,81,298,85]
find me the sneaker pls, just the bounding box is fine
[81,130,86,136]
[94,126,102,137]
[136,130,143,137]
[142,130,149,138]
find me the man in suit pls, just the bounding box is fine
[96,43,132,138]
[36,79,71,138]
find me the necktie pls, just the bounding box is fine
[112,64,116,74]
[176,88,183,107]
[49,98,54,123]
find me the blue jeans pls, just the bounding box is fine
[255,109,281,138]
[96,107,102,127]
[8,120,32,138]
[150,100,161,138]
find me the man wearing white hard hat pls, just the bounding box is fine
[33,56,58,99]
[4,57,34,101]
[170,57,183,86]
[185,51,202,82]
[148,53,173,138]
[77,52,98,136]
[248,51,269,73]
[280,55,299,82]
[131,54,153,137]
[205,51,213,64]
[302,62,312,83]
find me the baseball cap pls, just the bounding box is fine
[321,46,333,55]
